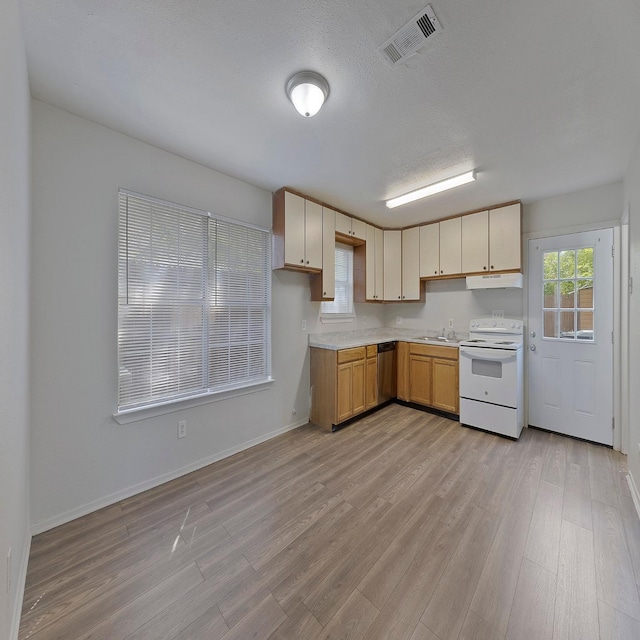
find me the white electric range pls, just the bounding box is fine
[458,318,524,439]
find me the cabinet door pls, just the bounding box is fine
[335,212,352,237]
[409,355,432,405]
[283,191,306,267]
[365,224,377,300]
[351,218,367,241]
[402,227,421,300]
[366,356,378,410]
[383,230,402,301]
[336,362,353,423]
[304,200,323,270]
[419,223,440,278]
[352,359,366,416]
[439,218,461,275]
[374,227,384,300]
[321,207,336,298]
[396,342,409,401]
[432,358,459,413]
[489,203,522,271]
[461,210,489,273]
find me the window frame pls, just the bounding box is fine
[320,242,355,322]
[114,189,273,423]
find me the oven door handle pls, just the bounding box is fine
[460,347,517,362]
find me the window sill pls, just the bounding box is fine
[113,378,275,424]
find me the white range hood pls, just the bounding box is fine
[466,273,523,289]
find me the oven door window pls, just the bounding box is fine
[471,358,502,378]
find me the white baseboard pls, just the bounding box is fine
[9,530,31,640]
[628,472,640,522]
[32,418,309,535]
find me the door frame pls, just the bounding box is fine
[523,219,624,451]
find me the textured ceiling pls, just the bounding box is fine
[19,0,640,226]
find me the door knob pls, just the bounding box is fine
[530,330,536,338]
[530,344,536,352]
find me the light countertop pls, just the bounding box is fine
[308,327,464,351]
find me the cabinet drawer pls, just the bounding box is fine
[366,344,378,358]
[409,343,458,360]
[337,347,366,363]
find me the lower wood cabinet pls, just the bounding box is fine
[310,345,378,431]
[397,342,459,414]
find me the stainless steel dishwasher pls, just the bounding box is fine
[377,341,397,405]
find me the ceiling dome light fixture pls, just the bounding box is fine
[286,71,330,118]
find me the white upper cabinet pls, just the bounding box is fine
[302,200,323,270]
[321,207,336,299]
[365,224,384,301]
[438,217,462,276]
[489,203,522,271]
[335,212,366,241]
[461,210,489,273]
[402,227,421,300]
[419,222,440,278]
[383,230,402,301]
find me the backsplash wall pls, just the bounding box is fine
[383,277,525,337]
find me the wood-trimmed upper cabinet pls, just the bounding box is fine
[272,189,322,272]
[335,212,367,242]
[461,210,489,273]
[419,222,440,278]
[383,230,402,301]
[402,227,421,301]
[489,203,522,271]
[438,217,462,276]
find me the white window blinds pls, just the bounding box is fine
[118,190,271,411]
[321,243,354,316]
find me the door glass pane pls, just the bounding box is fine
[577,247,594,277]
[577,280,593,308]
[577,311,594,340]
[560,281,575,308]
[544,310,558,338]
[560,311,575,338]
[543,252,558,279]
[559,250,575,278]
[544,281,558,308]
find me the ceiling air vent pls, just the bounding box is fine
[379,4,443,65]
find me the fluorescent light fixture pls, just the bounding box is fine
[286,71,330,118]
[385,170,476,208]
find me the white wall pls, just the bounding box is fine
[0,1,31,637]
[523,181,623,234]
[30,100,373,532]
[624,133,640,495]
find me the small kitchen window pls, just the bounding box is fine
[321,243,354,320]
[542,246,595,341]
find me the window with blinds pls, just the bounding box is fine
[117,190,271,411]
[321,243,354,317]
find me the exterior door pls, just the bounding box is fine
[527,229,614,445]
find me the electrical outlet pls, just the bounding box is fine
[178,420,187,439]
[448,318,454,328]
[396,316,403,326]
[301,319,307,331]
[492,310,504,318]
[6,547,11,595]
[292,409,297,416]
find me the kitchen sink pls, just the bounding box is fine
[415,336,459,344]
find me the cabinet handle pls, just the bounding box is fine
[491,265,494,269]
[402,295,405,299]
[483,266,487,270]
[323,291,327,295]
[440,270,443,274]
[300,259,304,263]
[398,296,401,299]
[306,260,309,264]
[434,270,437,274]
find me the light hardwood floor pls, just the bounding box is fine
[19,404,640,640]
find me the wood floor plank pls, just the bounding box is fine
[591,499,640,621]
[219,594,286,640]
[312,589,378,640]
[468,502,533,637]
[619,494,640,586]
[457,610,504,640]
[408,622,440,640]
[553,519,599,640]
[562,461,593,531]
[524,481,563,574]
[597,600,640,640]
[542,433,567,488]
[420,507,500,640]
[505,558,556,640]
[588,445,619,508]
[266,603,322,640]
